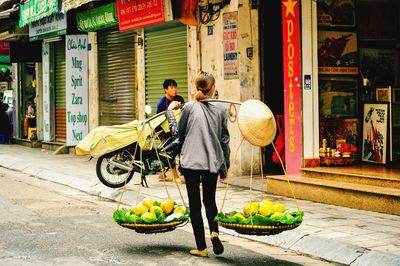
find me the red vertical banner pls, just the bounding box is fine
[282,0,302,175]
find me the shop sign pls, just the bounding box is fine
[282,0,302,175]
[65,35,89,146]
[116,0,165,32]
[42,42,51,141]
[77,3,118,32]
[0,42,9,56]
[223,12,238,80]
[19,0,59,27]
[29,13,67,42]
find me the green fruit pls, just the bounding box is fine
[269,212,284,222]
[233,212,248,224]
[150,206,163,218]
[141,212,157,223]
[282,214,295,224]
[125,213,139,223]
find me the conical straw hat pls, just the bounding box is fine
[237,99,277,147]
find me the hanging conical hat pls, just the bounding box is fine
[237,99,277,147]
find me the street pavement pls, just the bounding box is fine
[0,144,399,265]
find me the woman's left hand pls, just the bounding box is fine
[168,101,182,110]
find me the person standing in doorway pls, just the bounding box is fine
[156,79,185,183]
[23,97,36,138]
[167,71,230,257]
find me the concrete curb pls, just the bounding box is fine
[1,157,400,266]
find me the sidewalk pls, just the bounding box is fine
[1,144,399,265]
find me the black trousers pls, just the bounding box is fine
[182,169,219,250]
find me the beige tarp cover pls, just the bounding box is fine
[75,113,173,158]
[76,110,180,158]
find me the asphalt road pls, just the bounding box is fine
[0,167,335,266]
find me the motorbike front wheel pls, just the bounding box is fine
[96,152,134,188]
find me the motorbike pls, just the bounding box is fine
[96,133,180,188]
[76,107,180,188]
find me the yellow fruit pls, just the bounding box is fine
[272,203,286,213]
[142,197,155,209]
[161,199,174,214]
[243,202,259,216]
[141,212,157,223]
[150,206,163,218]
[259,204,274,216]
[173,206,186,215]
[134,204,148,216]
[260,199,273,206]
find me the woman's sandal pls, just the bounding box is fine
[189,249,208,257]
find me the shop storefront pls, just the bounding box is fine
[97,28,137,125]
[316,0,400,167]
[144,22,188,116]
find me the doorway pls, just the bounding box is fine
[259,0,284,174]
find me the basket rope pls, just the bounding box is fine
[217,100,301,229]
[114,114,188,232]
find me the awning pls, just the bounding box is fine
[0,5,18,19]
[62,0,95,12]
[0,0,19,19]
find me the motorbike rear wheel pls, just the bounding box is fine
[96,151,134,188]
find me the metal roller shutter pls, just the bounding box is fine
[98,28,137,125]
[54,41,66,142]
[145,24,188,116]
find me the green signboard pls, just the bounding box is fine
[77,3,118,32]
[19,0,59,27]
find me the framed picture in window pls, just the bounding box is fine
[318,31,358,74]
[319,76,357,118]
[362,103,388,164]
[376,87,391,102]
[317,0,355,27]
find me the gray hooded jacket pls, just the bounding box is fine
[176,101,230,176]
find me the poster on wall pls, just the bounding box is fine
[360,48,399,87]
[65,35,89,146]
[317,0,355,27]
[319,77,357,118]
[223,12,238,80]
[362,103,388,164]
[318,31,358,74]
[42,42,51,141]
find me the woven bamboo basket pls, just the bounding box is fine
[117,220,188,234]
[218,221,300,236]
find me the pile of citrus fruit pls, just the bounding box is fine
[215,200,303,226]
[113,197,189,224]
